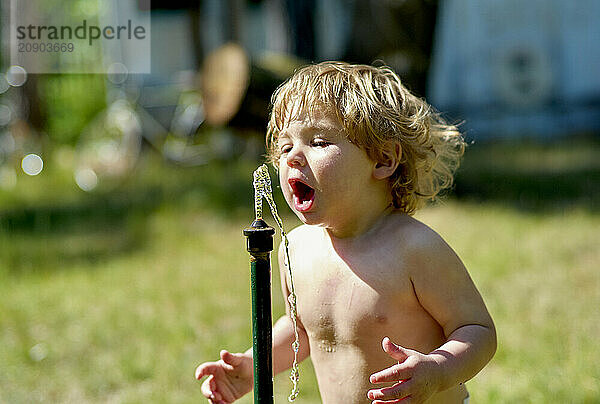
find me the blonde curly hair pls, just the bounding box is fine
[266,61,465,215]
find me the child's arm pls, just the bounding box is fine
[368,230,496,403]
[195,243,310,403]
[273,240,311,374]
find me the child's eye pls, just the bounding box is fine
[280,145,292,154]
[311,139,330,148]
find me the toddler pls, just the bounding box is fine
[195,62,496,404]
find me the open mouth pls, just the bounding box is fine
[289,179,315,212]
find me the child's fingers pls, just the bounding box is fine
[370,361,413,384]
[195,362,220,380]
[371,399,409,404]
[200,375,214,396]
[220,350,244,367]
[368,379,413,401]
[208,377,221,399]
[381,337,411,362]
[201,376,226,403]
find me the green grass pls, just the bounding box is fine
[1,140,599,403]
[415,204,600,403]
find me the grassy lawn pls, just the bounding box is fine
[1,139,599,403]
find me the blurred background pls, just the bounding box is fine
[0,0,598,403]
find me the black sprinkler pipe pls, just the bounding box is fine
[243,218,275,404]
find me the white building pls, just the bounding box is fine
[429,0,600,139]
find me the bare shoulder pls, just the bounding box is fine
[394,215,494,334]
[389,214,459,266]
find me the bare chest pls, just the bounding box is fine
[291,246,417,348]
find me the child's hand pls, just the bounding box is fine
[367,337,442,404]
[195,350,253,404]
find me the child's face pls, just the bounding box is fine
[276,110,381,230]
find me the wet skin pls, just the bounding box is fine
[282,217,479,403]
[275,112,495,403]
[195,111,496,404]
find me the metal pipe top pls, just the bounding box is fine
[244,219,275,253]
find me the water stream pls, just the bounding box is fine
[252,164,300,402]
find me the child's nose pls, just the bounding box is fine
[286,145,306,167]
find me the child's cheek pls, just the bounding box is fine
[313,148,344,183]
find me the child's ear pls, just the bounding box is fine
[373,142,401,180]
